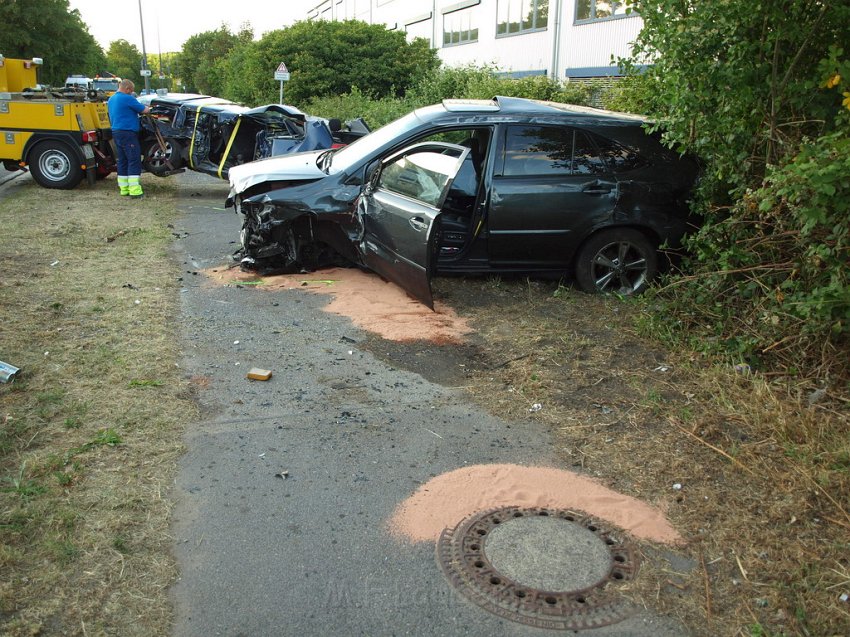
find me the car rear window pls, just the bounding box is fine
[592,133,649,172]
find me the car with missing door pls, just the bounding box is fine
[138,92,369,179]
[227,96,700,307]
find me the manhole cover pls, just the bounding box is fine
[436,506,639,630]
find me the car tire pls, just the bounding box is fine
[142,138,183,174]
[574,228,658,295]
[28,140,84,189]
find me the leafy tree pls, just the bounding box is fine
[104,39,144,84]
[230,20,440,105]
[175,25,252,95]
[0,0,104,86]
[623,1,848,195]
[620,1,850,380]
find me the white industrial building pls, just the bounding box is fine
[305,0,643,81]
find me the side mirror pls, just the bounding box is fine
[365,161,381,188]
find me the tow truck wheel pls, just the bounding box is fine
[29,141,84,189]
[142,138,183,175]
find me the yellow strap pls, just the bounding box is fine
[217,118,242,179]
[189,105,203,169]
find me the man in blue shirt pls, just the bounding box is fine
[107,79,150,197]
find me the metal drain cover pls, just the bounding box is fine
[436,506,639,630]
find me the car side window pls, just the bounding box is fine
[592,134,648,172]
[378,149,462,208]
[572,131,608,175]
[503,126,607,176]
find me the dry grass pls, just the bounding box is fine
[0,176,197,636]
[434,276,850,637]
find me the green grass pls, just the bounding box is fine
[0,176,198,636]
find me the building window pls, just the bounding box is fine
[496,0,548,36]
[575,0,629,22]
[443,8,478,46]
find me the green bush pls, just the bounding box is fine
[623,1,850,381]
[646,127,850,374]
[305,88,414,129]
[307,66,599,131]
[407,65,593,106]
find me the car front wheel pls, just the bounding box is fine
[575,228,657,295]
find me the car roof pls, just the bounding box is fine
[148,93,235,106]
[440,95,648,125]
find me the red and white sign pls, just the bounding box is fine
[274,62,290,82]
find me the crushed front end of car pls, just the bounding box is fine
[233,178,364,274]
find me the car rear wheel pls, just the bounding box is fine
[142,138,183,174]
[575,228,657,295]
[28,141,84,189]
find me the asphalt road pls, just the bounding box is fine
[168,172,688,637]
[0,164,27,187]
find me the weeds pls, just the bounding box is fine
[4,462,46,500]
[128,379,164,387]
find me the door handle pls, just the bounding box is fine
[409,217,428,232]
[581,180,613,195]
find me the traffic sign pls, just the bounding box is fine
[274,62,290,82]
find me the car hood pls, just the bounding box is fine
[228,150,327,195]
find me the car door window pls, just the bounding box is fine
[378,149,464,208]
[503,126,607,176]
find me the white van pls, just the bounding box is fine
[64,75,92,90]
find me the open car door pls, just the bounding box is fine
[359,142,469,309]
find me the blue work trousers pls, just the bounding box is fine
[113,129,142,176]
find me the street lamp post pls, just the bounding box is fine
[138,0,151,93]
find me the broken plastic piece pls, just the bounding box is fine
[247,368,272,381]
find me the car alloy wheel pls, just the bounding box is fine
[575,228,658,295]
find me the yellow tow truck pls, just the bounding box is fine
[0,55,116,188]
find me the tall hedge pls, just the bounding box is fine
[621,1,850,379]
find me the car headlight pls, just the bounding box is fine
[241,197,276,222]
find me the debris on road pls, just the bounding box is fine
[247,368,272,381]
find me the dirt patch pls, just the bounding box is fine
[387,463,681,545]
[204,266,473,343]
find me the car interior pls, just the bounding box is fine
[437,128,491,257]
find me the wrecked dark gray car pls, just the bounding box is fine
[227,96,700,307]
[139,93,368,179]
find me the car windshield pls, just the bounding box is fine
[325,106,439,173]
